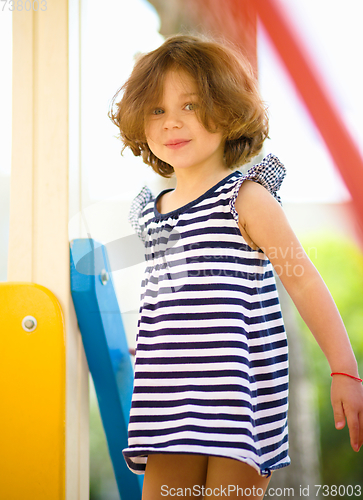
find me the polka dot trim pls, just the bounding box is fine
[128,185,153,241]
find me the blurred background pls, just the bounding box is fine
[1,0,362,498]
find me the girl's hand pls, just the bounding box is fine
[331,375,363,452]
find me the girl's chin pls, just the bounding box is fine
[168,164,196,172]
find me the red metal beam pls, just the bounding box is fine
[191,0,363,236]
[186,0,258,75]
[255,0,363,234]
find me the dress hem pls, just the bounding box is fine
[123,447,291,478]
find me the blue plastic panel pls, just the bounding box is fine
[70,238,142,500]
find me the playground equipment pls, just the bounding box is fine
[0,283,66,500]
[7,3,89,498]
[1,238,142,500]
[4,1,363,499]
[70,238,143,499]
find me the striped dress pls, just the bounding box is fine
[123,154,290,478]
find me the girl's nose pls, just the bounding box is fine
[162,111,182,129]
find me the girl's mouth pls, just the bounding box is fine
[165,139,191,150]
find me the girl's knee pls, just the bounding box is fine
[205,456,271,499]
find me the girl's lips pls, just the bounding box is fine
[164,139,191,150]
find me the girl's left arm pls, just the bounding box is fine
[236,180,363,452]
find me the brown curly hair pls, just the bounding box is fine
[109,34,269,178]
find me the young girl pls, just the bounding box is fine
[109,35,363,499]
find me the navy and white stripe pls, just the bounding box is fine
[123,154,290,477]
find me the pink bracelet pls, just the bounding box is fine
[331,372,363,383]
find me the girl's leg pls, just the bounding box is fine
[142,453,208,500]
[204,456,271,499]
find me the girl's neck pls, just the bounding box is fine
[173,164,231,199]
[159,164,231,214]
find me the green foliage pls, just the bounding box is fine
[299,232,363,489]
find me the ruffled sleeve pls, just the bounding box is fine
[128,186,153,242]
[230,154,286,223]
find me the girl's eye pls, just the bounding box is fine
[152,108,164,115]
[184,103,196,111]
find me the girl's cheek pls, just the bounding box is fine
[146,139,160,158]
[146,136,156,148]
[144,123,156,143]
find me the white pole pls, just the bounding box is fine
[8,4,89,499]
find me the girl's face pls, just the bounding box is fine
[144,70,225,175]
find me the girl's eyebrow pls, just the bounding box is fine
[180,92,198,97]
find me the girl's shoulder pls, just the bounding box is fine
[233,154,286,203]
[230,153,286,223]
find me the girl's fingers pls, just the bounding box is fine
[357,412,363,451]
[345,406,360,452]
[332,398,362,451]
[332,401,346,430]
[358,411,363,451]
[331,378,363,451]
